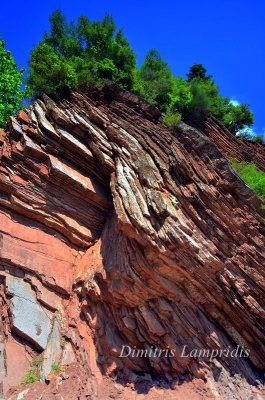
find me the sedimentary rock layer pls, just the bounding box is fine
[0,82,264,399]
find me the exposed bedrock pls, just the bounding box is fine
[0,82,264,399]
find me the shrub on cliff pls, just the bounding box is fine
[0,40,26,127]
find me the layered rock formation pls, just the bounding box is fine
[0,83,264,400]
[204,116,265,172]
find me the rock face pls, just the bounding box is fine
[0,82,264,399]
[204,116,265,172]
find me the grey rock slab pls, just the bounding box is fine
[40,317,62,380]
[5,276,52,350]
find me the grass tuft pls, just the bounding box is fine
[22,369,40,384]
[230,159,265,199]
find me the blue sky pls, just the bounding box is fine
[1,0,264,137]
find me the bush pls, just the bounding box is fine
[163,110,181,129]
[222,103,254,134]
[60,336,68,348]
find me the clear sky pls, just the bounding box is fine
[1,0,264,137]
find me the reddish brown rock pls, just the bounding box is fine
[3,336,31,393]
[0,83,264,399]
[203,116,265,172]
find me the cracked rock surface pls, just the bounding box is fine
[0,82,265,399]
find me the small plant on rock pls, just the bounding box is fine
[31,355,43,368]
[163,110,181,129]
[60,335,69,348]
[170,195,179,208]
[51,363,62,372]
[22,369,40,384]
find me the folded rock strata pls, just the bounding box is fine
[0,82,264,399]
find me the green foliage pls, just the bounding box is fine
[51,363,62,372]
[183,66,254,132]
[170,195,179,208]
[170,76,192,112]
[28,43,77,97]
[27,10,255,136]
[163,110,181,128]
[31,355,43,368]
[134,56,254,134]
[0,40,26,127]
[22,354,44,384]
[133,49,173,111]
[185,78,212,121]
[60,336,68,348]
[230,159,265,199]
[186,63,212,82]
[22,369,40,384]
[28,10,136,97]
[222,102,254,134]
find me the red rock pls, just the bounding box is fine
[18,110,30,125]
[3,336,31,393]
[0,209,78,294]
[0,84,264,399]
[0,129,5,145]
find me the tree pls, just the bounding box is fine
[222,103,254,134]
[43,9,68,54]
[186,78,212,121]
[27,43,77,97]
[170,76,192,112]
[184,64,254,132]
[110,29,136,89]
[27,10,255,135]
[0,40,26,127]
[134,49,173,111]
[187,63,212,82]
[162,77,192,128]
[28,10,136,96]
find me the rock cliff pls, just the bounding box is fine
[0,82,264,400]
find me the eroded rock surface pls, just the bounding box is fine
[0,82,264,399]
